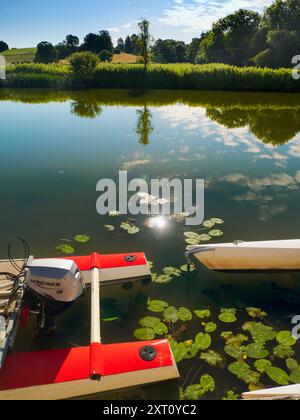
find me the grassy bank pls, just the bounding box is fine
[1,48,37,64]
[1,63,299,92]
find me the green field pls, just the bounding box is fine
[1,48,36,64]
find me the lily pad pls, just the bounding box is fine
[266,367,290,386]
[55,244,75,254]
[163,267,182,277]
[127,226,140,235]
[195,333,211,350]
[152,274,173,284]
[169,341,188,363]
[290,367,300,384]
[200,374,215,392]
[198,234,212,242]
[134,327,155,341]
[273,344,295,359]
[245,343,269,359]
[178,307,193,322]
[222,333,248,347]
[184,232,199,239]
[276,331,297,347]
[180,264,196,273]
[246,307,267,319]
[286,358,298,372]
[139,316,161,328]
[203,220,215,229]
[224,345,247,359]
[194,309,211,319]
[164,306,179,323]
[184,384,204,400]
[109,210,121,217]
[205,322,217,333]
[242,322,276,345]
[200,351,224,367]
[74,235,90,243]
[222,390,239,400]
[147,299,168,313]
[228,361,261,385]
[254,359,272,373]
[219,309,237,323]
[104,225,115,231]
[210,218,224,225]
[209,229,224,237]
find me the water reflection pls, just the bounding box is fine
[136,106,153,146]
[1,89,300,146]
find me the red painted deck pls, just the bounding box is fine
[0,340,173,391]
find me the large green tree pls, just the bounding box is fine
[0,41,9,53]
[138,19,152,70]
[36,41,56,63]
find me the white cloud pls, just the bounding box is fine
[158,0,273,34]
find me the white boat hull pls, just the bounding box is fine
[187,239,300,272]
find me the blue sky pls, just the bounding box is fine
[1,0,273,48]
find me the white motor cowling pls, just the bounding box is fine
[25,259,85,303]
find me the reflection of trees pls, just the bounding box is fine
[206,107,300,145]
[71,99,102,119]
[136,106,153,146]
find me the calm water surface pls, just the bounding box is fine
[1,89,300,399]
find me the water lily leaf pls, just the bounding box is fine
[102,316,120,322]
[245,343,269,359]
[178,307,192,322]
[195,333,211,350]
[222,390,239,400]
[210,218,224,225]
[139,316,161,328]
[164,306,179,323]
[266,367,290,386]
[222,333,248,346]
[184,232,199,239]
[200,374,215,392]
[127,226,140,235]
[163,267,182,277]
[74,235,90,243]
[148,260,154,269]
[290,367,300,384]
[184,384,205,400]
[248,383,265,392]
[200,351,224,367]
[205,322,217,333]
[185,342,201,360]
[273,345,295,359]
[104,224,115,232]
[286,358,298,372]
[152,274,173,284]
[55,244,75,254]
[254,359,272,373]
[185,238,200,245]
[134,327,155,341]
[203,220,215,229]
[219,311,237,323]
[228,361,261,385]
[209,229,224,237]
[147,299,168,313]
[109,210,121,217]
[242,322,276,345]
[153,322,168,335]
[276,331,297,347]
[246,307,267,319]
[224,345,247,359]
[169,341,188,363]
[198,234,212,242]
[194,309,211,319]
[180,264,196,273]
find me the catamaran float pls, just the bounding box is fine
[186,239,300,272]
[0,241,179,400]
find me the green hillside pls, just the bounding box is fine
[1,48,36,64]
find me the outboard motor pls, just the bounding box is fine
[24,259,85,332]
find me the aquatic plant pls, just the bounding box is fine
[74,234,90,243]
[55,244,75,254]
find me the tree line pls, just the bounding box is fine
[1,0,299,68]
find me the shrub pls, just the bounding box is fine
[69,52,99,80]
[99,50,113,63]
